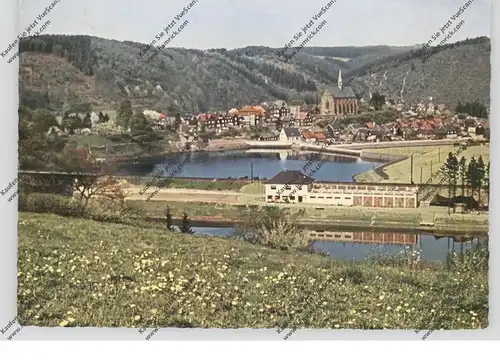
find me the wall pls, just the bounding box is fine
[265,184,310,203]
[265,182,418,208]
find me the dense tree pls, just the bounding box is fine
[456,101,488,118]
[117,100,133,130]
[31,108,58,134]
[369,92,386,111]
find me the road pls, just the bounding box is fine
[126,186,247,204]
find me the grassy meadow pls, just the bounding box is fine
[355,143,490,183]
[17,212,488,329]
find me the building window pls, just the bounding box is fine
[310,196,316,199]
[271,185,276,189]
[285,185,291,190]
[345,197,351,200]
[289,196,295,200]
[334,234,341,238]
[267,195,272,199]
[326,197,332,199]
[335,197,341,199]
[318,196,324,199]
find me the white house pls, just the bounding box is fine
[264,170,314,204]
[279,127,301,142]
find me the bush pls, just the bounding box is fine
[19,192,85,217]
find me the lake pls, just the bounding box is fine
[119,150,380,181]
[191,226,488,263]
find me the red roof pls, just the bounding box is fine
[301,130,315,139]
[313,132,326,140]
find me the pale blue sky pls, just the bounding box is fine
[18,0,490,49]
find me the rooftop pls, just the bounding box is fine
[264,170,315,185]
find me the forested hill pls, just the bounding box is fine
[18,35,490,113]
[347,37,491,106]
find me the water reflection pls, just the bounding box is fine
[192,226,488,263]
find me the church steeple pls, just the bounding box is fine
[338,70,343,89]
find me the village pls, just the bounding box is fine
[54,72,490,152]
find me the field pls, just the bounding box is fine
[355,144,490,183]
[17,212,488,329]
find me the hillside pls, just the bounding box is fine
[17,212,487,329]
[18,35,490,113]
[347,37,491,106]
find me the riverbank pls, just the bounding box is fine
[17,212,488,329]
[354,142,490,183]
[128,200,489,233]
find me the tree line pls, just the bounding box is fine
[455,101,489,118]
[442,152,489,212]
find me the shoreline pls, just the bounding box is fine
[134,213,489,234]
[108,138,473,166]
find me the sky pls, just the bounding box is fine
[17,0,491,49]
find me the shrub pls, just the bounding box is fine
[19,192,85,217]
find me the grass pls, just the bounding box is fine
[17,212,488,329]
[123,178,248,192]
[356,144,490,184]
[125,200,488,232]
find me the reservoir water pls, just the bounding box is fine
[192,226,488,263]
[122,149,487,263]
[120,150,380,181]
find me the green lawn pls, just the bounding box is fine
[356,144,490,184]
[17,212,488,329]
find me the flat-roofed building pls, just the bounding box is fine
[264,170,418,208]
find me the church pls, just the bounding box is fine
[320,70,359,116]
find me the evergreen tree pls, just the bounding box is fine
[467,157,479,209]
[485,161,490,206]
[443,152,459,213]
[179,212,194,234]
[98,111,104,123]
[476,155,485,207]
[458,156,467,198]
[103,113,110,123]
[165,205,174,231]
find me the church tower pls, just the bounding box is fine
[338,70,343,90]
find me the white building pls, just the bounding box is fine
[279,127,301,142]
[264,170,418,208]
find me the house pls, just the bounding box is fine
[353,128,370,142]
[313,132,327,144]
[289,100,306,118]
[264,170,315,203]
[433,125,448,140]
[301,130,317,143]
[269,101,290,119]
[465,118,477,133]
[280,127,301,142]
[264,170,418,208]
[296,112,313,128]
[239,106,266,127]
[475,122,487,136]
